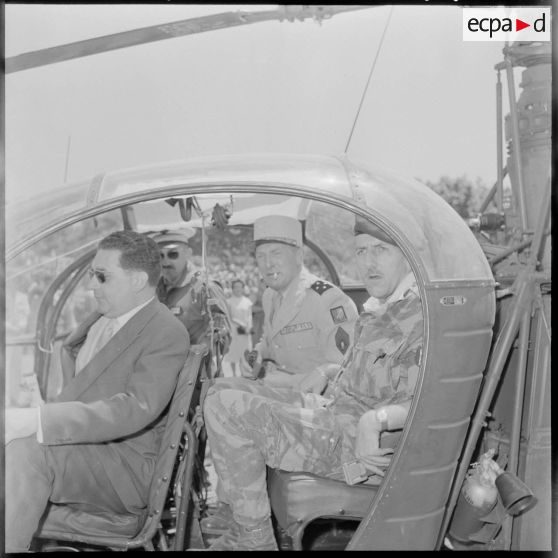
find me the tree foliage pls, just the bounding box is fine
[422,175,490,218]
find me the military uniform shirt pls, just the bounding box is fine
[257,268,358,376]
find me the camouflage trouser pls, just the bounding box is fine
[203,377,353,525]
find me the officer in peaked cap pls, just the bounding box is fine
[241,214,358,387]
[152,228,231,349]
[152,228,196,285]
[152,228,196,245]
[199,213,359,536]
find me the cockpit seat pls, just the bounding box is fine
[267,431,401,550]
[268,469,380,549]
[37,504,142,542]
[33,344,208,551]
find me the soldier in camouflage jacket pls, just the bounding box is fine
[202,217,423,550]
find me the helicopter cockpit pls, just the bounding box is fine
[5,154,497,550]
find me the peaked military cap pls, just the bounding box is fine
[253,215,303,248]
[151,228,196,247]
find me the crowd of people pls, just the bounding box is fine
[190,227,263,301]
[205,259,263,304]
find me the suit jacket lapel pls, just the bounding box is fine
[56,299,159,402]
[60,311,102,386]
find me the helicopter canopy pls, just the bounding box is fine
[5,154,493,284]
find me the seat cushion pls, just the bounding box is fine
[38,503,144,542]
[267,469,378,533]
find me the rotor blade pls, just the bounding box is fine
[6,6,372,74]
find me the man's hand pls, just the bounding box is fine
[5,407,39,444]
[214,327,231,356]
[354,409,394,476]
[297,363,340,394]
[296,368,328,394]
[241,350,262,379]
[356,449,394,477]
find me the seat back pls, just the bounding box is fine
[130,343,208,547]
[36,343,208,550]
[347,284,494,550]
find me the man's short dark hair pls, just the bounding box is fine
[231,279,245,289]
[99,230,161,286]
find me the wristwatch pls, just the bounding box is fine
[376,408,389,432]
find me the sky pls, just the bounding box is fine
[4,3,519,205]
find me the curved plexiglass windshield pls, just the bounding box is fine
[305,201,360,284]
[343,159,493,282]
[6,210,123,335]
[131,194,361,294]
[6,183,493,410]
[5,155,494,284]
[5,180,91,250]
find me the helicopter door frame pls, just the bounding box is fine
[34,250,96,401]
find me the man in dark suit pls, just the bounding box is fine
[4,230,190,553]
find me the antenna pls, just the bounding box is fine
[64,135,72,183]
[344,6,394,154]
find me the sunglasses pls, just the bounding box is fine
[160,250,180,260]
[88,268,109,284]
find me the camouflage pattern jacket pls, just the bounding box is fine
[329,277,423,420]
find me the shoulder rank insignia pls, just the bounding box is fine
[310,280,333,295]
[330,305,348,324]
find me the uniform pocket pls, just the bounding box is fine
[280,326,318,349]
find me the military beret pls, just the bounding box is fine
[354,216,395,245]
[253,215,302,248]
[151,228,196,246]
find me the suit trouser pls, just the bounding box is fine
[203,379,350,526]
[4,436,140,553]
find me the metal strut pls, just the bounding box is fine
[436,179,550,548]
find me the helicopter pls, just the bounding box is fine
[3,5,552,552]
